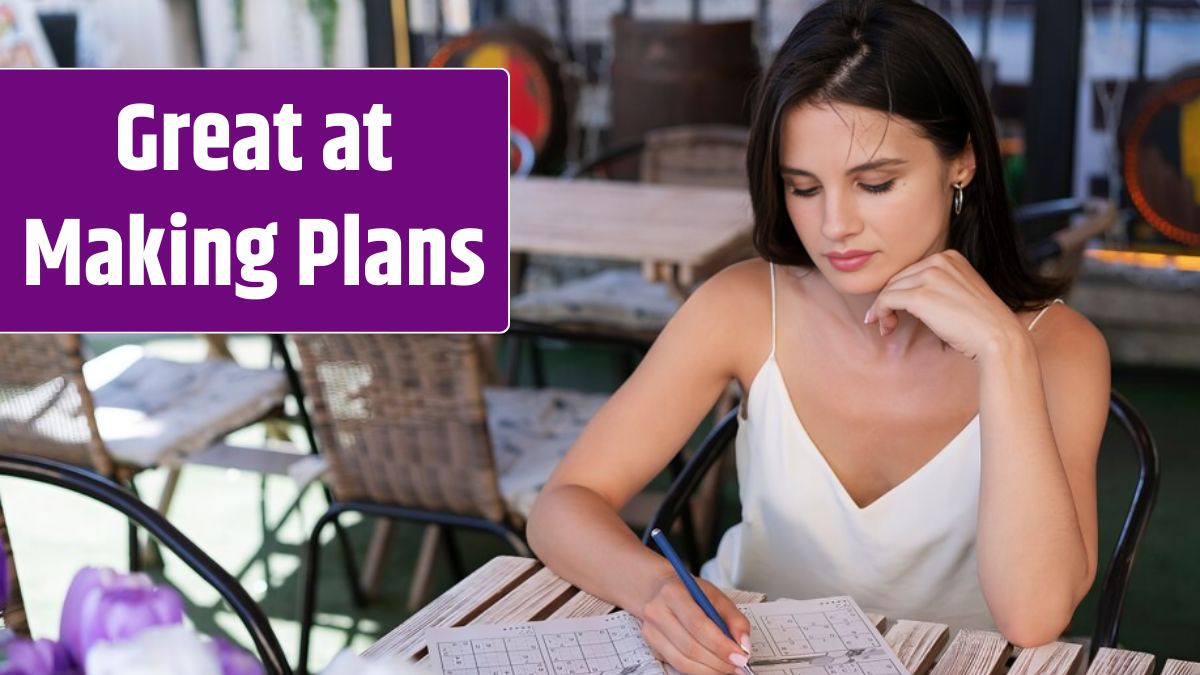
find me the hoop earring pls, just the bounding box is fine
[953,182,964,216]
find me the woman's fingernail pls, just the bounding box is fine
[729,653,749,668]
[740,635,752,653]
[864,310,873,324]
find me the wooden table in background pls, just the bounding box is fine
[365,556,1200,675]
[510,178,755,295]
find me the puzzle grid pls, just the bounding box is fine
[435,619,661,675]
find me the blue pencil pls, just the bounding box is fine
[649,528,755,675]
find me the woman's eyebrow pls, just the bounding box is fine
[780,158,908,176]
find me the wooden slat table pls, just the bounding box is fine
[366,556,1200,675]
[510,178,754,292]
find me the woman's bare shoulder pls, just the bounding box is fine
[1028,302,1108,368]
[677,258,776,375]
[1027,301,1111,426]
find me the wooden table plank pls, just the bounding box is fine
[546,590,617,619]
[362,556,537,661]
[1163,660,1200,675]
[884,620,950,675]
[1008,642,1083,675]
[929,630,1011,675]
[470,565,578,625]
[866,612,887,633]
[726,588,768,605]
[1086,649,1155,675]
[511,178,752,274]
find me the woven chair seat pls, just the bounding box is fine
[0,345,288,468]
[483,386,608,519]
[284,385,608,522]
[511,268,682,336]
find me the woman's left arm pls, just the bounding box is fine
[866,250,1110,647]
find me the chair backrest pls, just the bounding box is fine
[1091,390,1159,658]
[0,335,113,477]
[290,335,508,523]
[1019,197,1117,290]
[643,390,1160,656]
[0,453,291,674]
[639,124,750,189]
[567,124,750,189]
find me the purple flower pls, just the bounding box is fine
[57,567,184,666]
[211,637,264,675]
[0,638,76,675]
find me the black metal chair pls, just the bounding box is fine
[642,390,1159,661]
[0,453,292,674]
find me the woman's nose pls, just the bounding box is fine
[820,190,864,240]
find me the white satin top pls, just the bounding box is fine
[700,263,1061,631]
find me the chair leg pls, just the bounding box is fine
[440,526,467,580]
[359,518,395,603]
[406,524,443,611]
[503,335,526,386]
[530,340,547,388]
[298,508,341,675]
[127,520,141,573]
[141,466,183,569]
[122,477,143,573]
[331,518,366,608]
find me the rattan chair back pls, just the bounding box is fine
[0,335,111,476]
[292,334,508,523]
[640,124,750,188]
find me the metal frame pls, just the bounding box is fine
[642,391,1161,659]
[0,454,292,675]
[296,502,529,675]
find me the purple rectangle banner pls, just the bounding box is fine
[0,69,510,332]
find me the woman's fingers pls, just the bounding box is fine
[700,582,754,654]
[661,597,745,674]
[868,286,928,336]
[641,620,735,675]
[866,275,926,334]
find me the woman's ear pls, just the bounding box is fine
[953,137,977,187]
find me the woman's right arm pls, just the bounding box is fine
[526,261,767,675]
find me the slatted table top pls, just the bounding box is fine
[365,557,1197,675]
[510,178,754,285]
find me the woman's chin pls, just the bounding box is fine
[819,269,888,296]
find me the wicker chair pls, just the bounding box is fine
[292,333,611,675]
[0,334,293,568]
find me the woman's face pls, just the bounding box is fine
[779,101,974,295]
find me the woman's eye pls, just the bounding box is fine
[861,180,896,194]
[788,186,820,198]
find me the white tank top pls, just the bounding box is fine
[700,263,1062,631]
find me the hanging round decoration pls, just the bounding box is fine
[429,23,570,174]
[1123,66,1200,247]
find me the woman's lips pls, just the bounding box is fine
[824,251,875,271]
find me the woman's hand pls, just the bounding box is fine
[637,571,752,675]
[863,250,1028,362]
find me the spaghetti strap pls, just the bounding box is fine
[1027,298,1065,332]
[768,263,778,358]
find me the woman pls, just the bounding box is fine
[526,1,1109,673]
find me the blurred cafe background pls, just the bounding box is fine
[0,0,1198,673]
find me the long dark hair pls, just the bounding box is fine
[747,0,1062,310]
